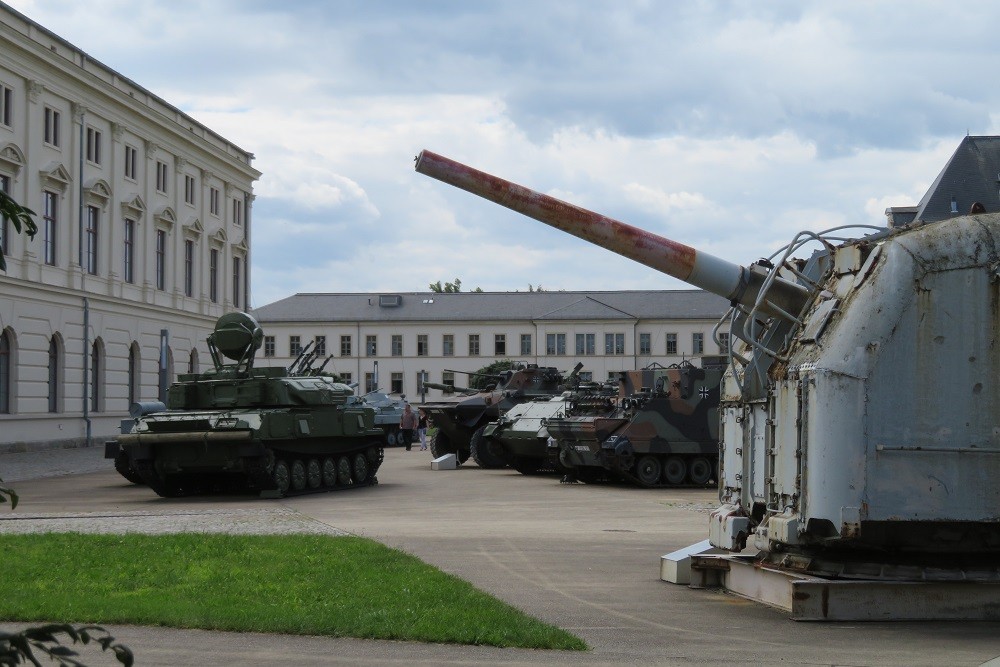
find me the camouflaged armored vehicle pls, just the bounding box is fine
[108,312,385,498]
[419,364,574,465]
[546,362,722,487]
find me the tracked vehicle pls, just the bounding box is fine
[113,312,385,498]
[548,363,722,487]
[416,144,1000,620]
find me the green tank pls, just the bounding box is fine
[547,362,722,487]
[111,313,385,498]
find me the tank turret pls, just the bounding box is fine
[416,149,1000,617]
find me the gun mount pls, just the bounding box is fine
[416,146,1000,620]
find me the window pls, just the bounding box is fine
[639,333,651,355]
[391,372,403,394]
[364,372,375,392]
[692,332,704,355]
[209,187,220,216]
[579,371,593,383]
[576,333,595,355]
[340,335,351,357]
[442,334,454,357]
[0,84,11,127]
[263,335,275,357]
[0,174,9,257]
[43,106,60,146]
[85,206,98,274]
[520,333,532,356]
[86,127,102,164]
[314,335,326,356]
[666,333,678,355]
[184,175,195,205]
[232,197,243,226]
[718,332,730,354]
[184,240,194,297]
[43,191,57,266]
[90,341,102,412]
[417,334,428,357]
[47,337,59,413]
[124,145,137,180]
[155,160,168,193]
[468,334,480,356]
[155,229,166,290]
[188,349,198,375]
[366,335,377,356]
[127,343,139,406]
[209,249,219,302]
[495,334,506,356]
[546,333,566,355]
[442,371,455,388]
[0,329,10,413]
[605,333,625,355]
[289,336,301,357]
[391,334,403,357]
[123,219,134,280]
[232,256,242,308]
[339,372,352,385]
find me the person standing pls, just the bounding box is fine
[399,404,418,451]
[417,409,429,451]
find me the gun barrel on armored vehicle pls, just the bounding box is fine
[423,381,473,394]
[414,150,809,319]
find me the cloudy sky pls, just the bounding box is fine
[8,1,1000,306]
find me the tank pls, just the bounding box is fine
[113,312,385,498]
[359,390,409,446]
[419,364,574,466]
[414,149,1000,582]
[547,362,722,487]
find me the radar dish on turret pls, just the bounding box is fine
[209,312,264,362]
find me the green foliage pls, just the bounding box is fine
[0,533,586,651]
[0,623,133,667]
[469,359,519,390]
[428,278,483,293]
[0,191,38,273]
[0,476,17,510]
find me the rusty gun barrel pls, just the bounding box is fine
[414,150,810,316]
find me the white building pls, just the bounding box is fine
[0,4,260,451]
[252,290,730,398]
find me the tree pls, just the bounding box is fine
[469,359,519,390]
[0,190,38,272]
[428,278,483,293]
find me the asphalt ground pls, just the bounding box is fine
[1,446,999,666]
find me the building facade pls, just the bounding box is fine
[0,4,260,451]
[252,290,731,398]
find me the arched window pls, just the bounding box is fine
[188,348,199,375]
[90,339,105,413]
[47,334,62,413]
[0,329,11,414]
[128,342,140,406]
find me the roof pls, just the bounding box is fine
[912,136,1000,223]
[252,290,730,324]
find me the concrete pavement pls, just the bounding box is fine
[2,446,999,666]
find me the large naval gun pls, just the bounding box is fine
[113,313,385,498]
[416,149,1000,619]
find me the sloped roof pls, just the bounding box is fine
[252,290,729,324]
[914,136,1000,223]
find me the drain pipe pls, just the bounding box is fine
[83,296,91,447]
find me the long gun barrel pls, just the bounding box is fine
[414,150,810,317]
[424,382,473,394]
[287,340,315,373]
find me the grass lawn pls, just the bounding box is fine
[0,533,586,650]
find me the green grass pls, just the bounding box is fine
[0,533,586,650]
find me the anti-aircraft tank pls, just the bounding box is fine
[416,148,1000,619]
[419,364,573,466]
[111,312,385,498]
[547,362,722,487]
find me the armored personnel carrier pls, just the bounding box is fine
[415,145,1000,619]
[111,312,385,498]
[548,363,722,487]
[419,364,573,466]
[360,390,408,446]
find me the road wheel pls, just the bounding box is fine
[306,458,322,489]
[337,456,352,485]
[430,430,453,458]
[387,428,399,447]
[688,456,713,485]
[113,450,144,485]
[470,425,506,469]
[635,455,662,487]
[290,459,307,491]
[273,460,291,495]
[663,455,687,485]
[321,457,337,487]
[352,452,369,483]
